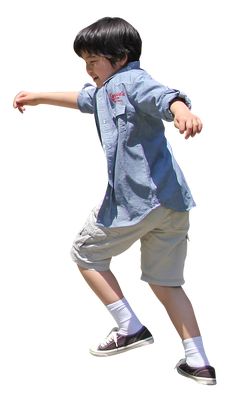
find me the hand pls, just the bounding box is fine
[174,112,203,139]
[170,100,203,139]
[13,91,40,113]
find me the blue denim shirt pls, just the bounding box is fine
[78,61,195,227]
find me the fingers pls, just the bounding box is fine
[17,105,25,113]
[13,91,27,113]
[174,119,186,134]
[174,116,202,139]
[14,102,25,113]
[184,117,202,139]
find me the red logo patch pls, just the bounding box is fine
[109,91,125,103]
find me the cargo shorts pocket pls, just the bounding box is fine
[73,230,91,249]
[73,207,109,250]
[169,210,189,233]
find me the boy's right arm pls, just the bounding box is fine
[13,91,79,113]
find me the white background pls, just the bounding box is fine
[1,0,235,391]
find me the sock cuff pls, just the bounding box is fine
[106,297,126,311]
[183,336,203,348]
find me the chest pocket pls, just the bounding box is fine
[114,104,127,133]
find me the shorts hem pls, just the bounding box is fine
[73,257,111,272]
[141,274,185,287]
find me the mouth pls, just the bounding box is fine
[93,76,103,87]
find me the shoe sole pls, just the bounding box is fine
[89,336,154,357]
[176,366,217,385]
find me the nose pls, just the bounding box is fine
[86,63,93,75]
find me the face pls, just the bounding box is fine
[82,52,126,88]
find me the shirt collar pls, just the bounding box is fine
[103,61,140,85]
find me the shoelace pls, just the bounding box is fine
[100,329,118,348]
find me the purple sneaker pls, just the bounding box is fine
[176,359,217,385]
[89,325,154,357]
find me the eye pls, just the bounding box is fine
[86,60,96,68]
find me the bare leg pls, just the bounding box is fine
[78,267,144,337]
[78,267,124,305]
[149,284,200,340]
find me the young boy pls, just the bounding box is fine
[13,17,216,385]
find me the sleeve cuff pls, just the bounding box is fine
[164,92,192,121]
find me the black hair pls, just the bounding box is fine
[73,17,142,65]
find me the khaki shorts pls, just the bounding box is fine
[71,206,189,286]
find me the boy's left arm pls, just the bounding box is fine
[170,100,202,139]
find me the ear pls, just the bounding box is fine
[113,54,128,71]
[120,54,128,66]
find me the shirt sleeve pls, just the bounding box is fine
[77,83,96,114]
[128,75,191,122]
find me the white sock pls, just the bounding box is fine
[106,297,143,336]
[183,336,210,367]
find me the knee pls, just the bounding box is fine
[149,284,182,304]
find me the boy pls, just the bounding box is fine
[13,17,216,385]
